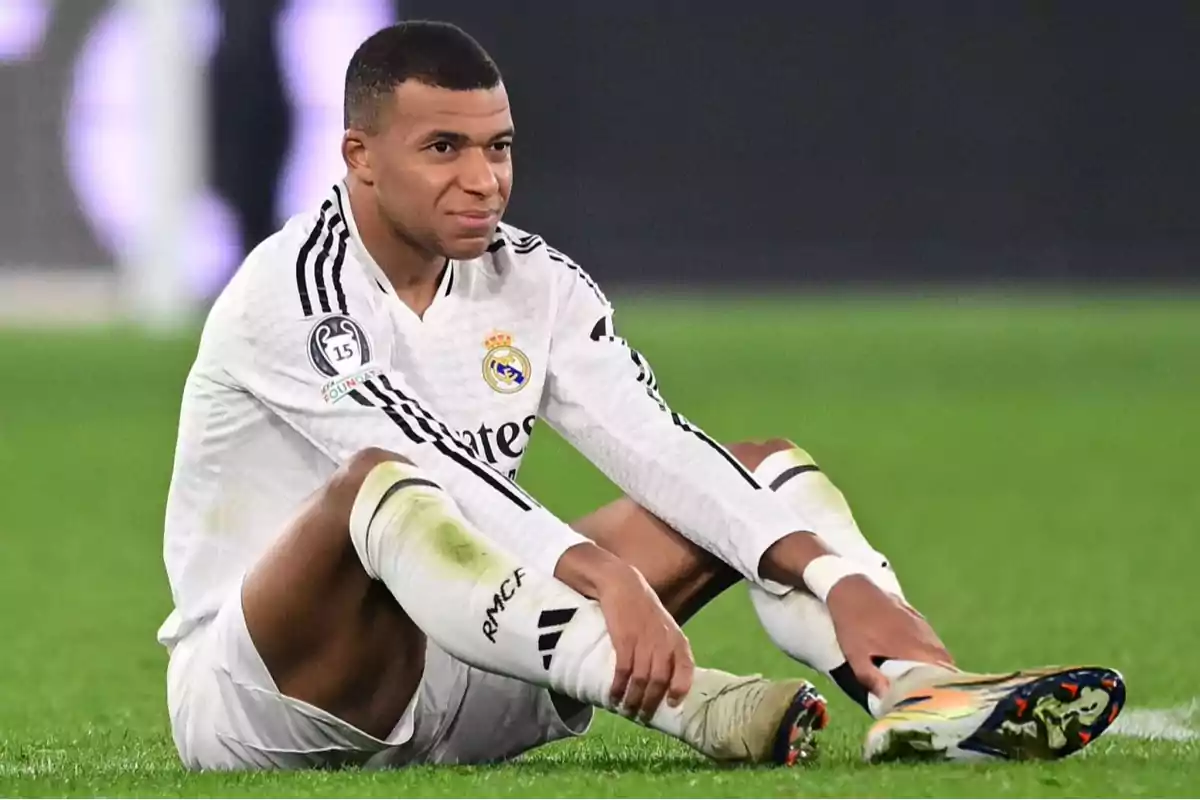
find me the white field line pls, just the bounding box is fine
[1110,699,1200,741]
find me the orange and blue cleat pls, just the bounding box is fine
[864,665,1125,762]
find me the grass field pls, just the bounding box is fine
[1,292,1197,796]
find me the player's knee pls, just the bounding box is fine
[329,448,413,505]
[724,438,797,472]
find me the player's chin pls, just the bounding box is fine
[439,233,495,261]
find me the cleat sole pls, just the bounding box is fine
[772,684,829,766]
[959,666,1126,760]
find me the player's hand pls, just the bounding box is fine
[824,575,953,698]
[595,564,695,722]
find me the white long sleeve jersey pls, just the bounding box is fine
[157,181,813,649]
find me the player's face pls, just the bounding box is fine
[351,80,514,261]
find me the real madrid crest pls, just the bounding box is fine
[482,331,531,394]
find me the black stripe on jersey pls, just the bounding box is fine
[350,387,436,461]
[670,412,761,488]
[629,349,660,394]
[512,235,545,254]
[368,378,520,507]
[311,215,339,315]
[295,199,333,316]
[585,308,751,490]
[441,259,455,296]
[331,221,350,315]
[380,375,540,509]
[332,182,348,220]
[374,375,541,509]
[508,230,539,246]
[376,376,457,447]
[358,376,537,511]
[366,380,438,442]
[329,183,352,313]
[547,249,609,308]
[296,199,352,318]
[590,322,663,398]
[438,440,534,510]
[486,234,506,253]
[382,405,432,447]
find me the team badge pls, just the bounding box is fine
[482,331,531,394]
[308,314,372,378]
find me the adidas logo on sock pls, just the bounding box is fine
[537,607,577,670]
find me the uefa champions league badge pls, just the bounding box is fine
[308,314,372,378]
[482,331,531,394]
[307,314,379,403]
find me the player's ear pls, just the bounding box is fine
[342,130,375,185]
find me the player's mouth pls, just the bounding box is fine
[450,211,499,234]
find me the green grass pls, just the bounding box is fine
[1,292,1197,796]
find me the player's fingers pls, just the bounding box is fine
[849,653,890,699]
[920,641,954,667]
[638,642,673,722]
[609,634,635,707]
[621,641,652,718]
[918,628,955,666]
[666,637,695,708]
[893,620,952,667]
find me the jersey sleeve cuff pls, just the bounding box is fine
[524,514,593,579]
[735,503,820,596]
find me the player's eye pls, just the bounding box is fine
[428,141,455,154]
[491,140,513,153]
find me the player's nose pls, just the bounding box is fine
[457,148,501,196]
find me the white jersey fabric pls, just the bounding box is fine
[157,179,815,650]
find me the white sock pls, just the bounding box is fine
[754,447,901,593]
[748,446,924,717]
[348,461,745,742]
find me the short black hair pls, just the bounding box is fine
[343,20,502,132]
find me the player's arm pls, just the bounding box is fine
[540,256,821,594]
[219,295,601,579]
[222,289,696,711]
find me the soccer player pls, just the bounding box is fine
[158,21,1125,771]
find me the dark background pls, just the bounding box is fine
[4,1,1197,288]
[215,1,1200,286]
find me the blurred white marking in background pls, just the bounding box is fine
[2,0,394,326]
[275,0,394,223]
[1111,700,1199,741]
[0,0,49,62]
[65,0,229,330]
[0,269,118,326]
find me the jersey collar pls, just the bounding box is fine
[334,179,460,302]
[333,179,393,296]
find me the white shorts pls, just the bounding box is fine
[166,591,592,771]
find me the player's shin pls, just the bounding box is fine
[348,461,823,762]
[748,445,934,716]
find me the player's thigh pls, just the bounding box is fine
[240,448,425,740]
[570,497,736,622]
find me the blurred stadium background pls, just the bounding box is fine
[1,1,1198,795]
[2,0,1197,325]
